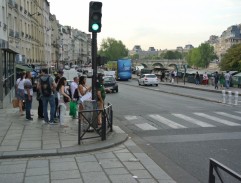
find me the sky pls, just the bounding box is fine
[47,0,241,50]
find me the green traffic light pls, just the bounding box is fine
[92,23,99,31]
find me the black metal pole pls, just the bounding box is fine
[92,32,97,101]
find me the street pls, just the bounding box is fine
[106,80,241,183]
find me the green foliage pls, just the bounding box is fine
[186,43,217,68]
[219,43,241,71]
[98,38,128,61]
[163,51,183,59]
[106,61,117,71]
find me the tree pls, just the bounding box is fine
[219,43,241,71]
[186,43,217,68]
[98,38,128,61]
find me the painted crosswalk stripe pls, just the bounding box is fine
[215,112,241,120]
[172,114,215,127]
[125,115,138,120]
[235,111,241,114]
[194,113,241,126]
[135,123,158,130]
[149,114,186,129]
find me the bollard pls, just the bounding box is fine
[222,90,226,103]
[234,91,239,105]
[228,91,232,105]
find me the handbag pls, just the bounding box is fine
[12,98,19,108]
[63,95,70,103]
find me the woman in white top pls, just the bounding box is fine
[16,72,26,116]
[56,77,71,127]
[78,76,92,111]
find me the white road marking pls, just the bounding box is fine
[149,114,186,129]
[135,123,158,130]
[172,114,215,127]
[215,112,241,120]
[125,115,138,120]
[194,113,241,126]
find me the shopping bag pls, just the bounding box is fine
[69,101,77,116]
[12,98,19,108]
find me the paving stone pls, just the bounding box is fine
[51,170,81,180]
[105,167,129,175]
[115,152,136,162]
[26,167,49,176]
[157,180,176,183]
[0,145,18,151]
[75,155,97,163]
[0,173,24,183]
[95,152,116,159]
[50,157,75,163]
[130,169,153,179]
[78,161,102,172]
[138,178,158,183]
[82,171,110,183]
[123,162,145,170]
[28,160,49,168]
[42,140,60,145]
[108,174,138,183]
[0,163,26,173]
[43,144,60,149]
[1,160,27,165]
[25,175,49,183]
[50,162,78,171]
[51,179,83,183]
[1,140,20,146]
[99,158,124,169]
[19,141,42,149]
[61,141,78,147]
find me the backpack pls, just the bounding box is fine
[73,88,80,100]
[40,76,52,97]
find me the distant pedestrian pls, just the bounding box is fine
[224,71,231,89]
[194,71,200,85]
[219,72,225,89]
[24,71,33,120]
[36,71,44,119]
[203,72,208,86]
[214,71,219,89]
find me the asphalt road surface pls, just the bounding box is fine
[106,81,241,183]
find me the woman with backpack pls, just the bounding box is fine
[56,77,71,127]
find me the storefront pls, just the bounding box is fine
[0,48,17,109]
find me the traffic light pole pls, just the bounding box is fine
[91,32,97,101]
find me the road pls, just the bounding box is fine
[106,81,241,183]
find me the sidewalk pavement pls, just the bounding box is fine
[133,74,241,95]
[0,108,176,183]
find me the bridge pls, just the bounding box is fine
[133,59,187,70]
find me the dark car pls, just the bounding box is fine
[103,76,118,93]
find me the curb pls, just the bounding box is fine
[0,132,129,159]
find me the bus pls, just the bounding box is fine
[117,59,132,80]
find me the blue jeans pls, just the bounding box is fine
[42,95,55,122]
[195,79,200,85]
[225,80,230,89]
[24,94,32,119]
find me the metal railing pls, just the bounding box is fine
[209,158,241,183]
[78,102,113,144]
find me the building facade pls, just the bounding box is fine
[0,0,91,108]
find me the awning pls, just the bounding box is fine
[15,64,33,72]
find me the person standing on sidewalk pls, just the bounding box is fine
[224,71,231,89]
[16,72,26,116]
[214,71,219,89]
[219,72,225,89]
[69,77,79,119]
[56,77,71,127]
[203,72,208,86]
[194,71,200,85]
[39,68,56,124]
[24,71,33,120]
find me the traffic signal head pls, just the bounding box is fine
[89,1,102,33]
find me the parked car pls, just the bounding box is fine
[103,76,118,93]
[138,74,159,86]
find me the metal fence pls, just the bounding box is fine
[78,101,113,145]
[209,158,241,183]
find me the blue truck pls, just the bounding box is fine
[117,59,132,80]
